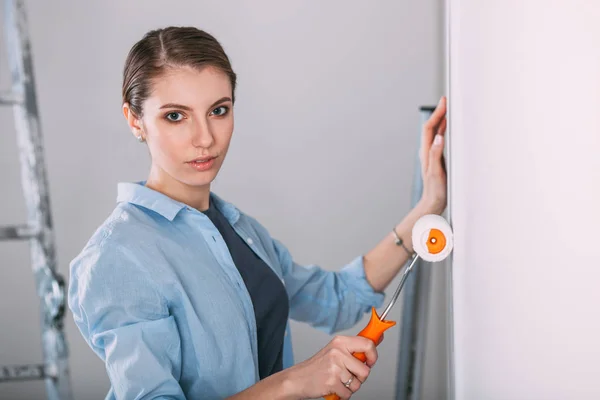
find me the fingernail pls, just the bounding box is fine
[434,134,443,145]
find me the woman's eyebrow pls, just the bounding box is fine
[159,103,193,111]
[159,97,232,111]
[209,97,232,108]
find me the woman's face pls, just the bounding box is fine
[125,65,234,190]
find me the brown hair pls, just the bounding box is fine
[122,26,237,117]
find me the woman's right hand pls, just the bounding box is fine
[282,335,378,399]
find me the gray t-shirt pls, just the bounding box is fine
[202,198,289,379]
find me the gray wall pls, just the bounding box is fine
[0,1,444,399]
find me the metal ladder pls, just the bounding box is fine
[0,0,73,399]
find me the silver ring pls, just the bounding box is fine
[343,376,354,388]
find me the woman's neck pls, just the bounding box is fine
[145,165,211,211]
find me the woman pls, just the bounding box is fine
[68,26,447,400]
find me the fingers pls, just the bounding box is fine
[338,373,361,398]
[421,96,447,172]
[324,335,379,398]
[331,383,353,400]
[428,133,445,176]
[440,152,447,174]
[322,360,355,400]
[343,352,371,383]
[334,335,378,367]
[429,96,447,129]
[422,97,446,144]
[437,116,447,137]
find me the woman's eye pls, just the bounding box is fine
[211,106,229,116]
[166,112,183,122]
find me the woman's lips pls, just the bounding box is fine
[187,157,216,171]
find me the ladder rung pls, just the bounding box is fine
[0,224,38,240]
[0,91,23,105]
[0,364,50,382]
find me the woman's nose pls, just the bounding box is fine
[191,119,214,148]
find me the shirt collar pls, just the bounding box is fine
[116,181,241,224]
[209,191,241,224]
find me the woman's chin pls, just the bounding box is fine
[178,170,218,188]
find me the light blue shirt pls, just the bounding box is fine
[68,182,385,399]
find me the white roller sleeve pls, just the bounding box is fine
[412,214,454,262]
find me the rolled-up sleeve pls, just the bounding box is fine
[68,243,185,399]
[272,238,385,334]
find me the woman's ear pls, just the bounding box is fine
[123,103,145,142]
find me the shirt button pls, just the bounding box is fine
[246,238,253,245]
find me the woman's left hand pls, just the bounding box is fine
[418,96,448,215]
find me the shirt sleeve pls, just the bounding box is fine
[68,242,185,399]
[271,237,385,335]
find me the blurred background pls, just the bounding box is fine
[0,0,446,399]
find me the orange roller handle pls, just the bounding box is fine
[323,307,396,400]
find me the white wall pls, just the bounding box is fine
[0,1,444,399]
[448,1,600,399]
